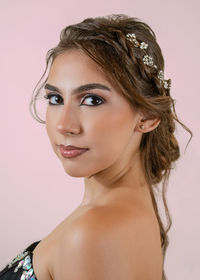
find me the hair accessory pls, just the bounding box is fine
[126,33,171,90]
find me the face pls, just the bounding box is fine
[45,49,142,178]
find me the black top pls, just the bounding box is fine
[0,241,41,280]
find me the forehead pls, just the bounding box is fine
[48,49,109,84]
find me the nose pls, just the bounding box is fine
[56,103,80,135]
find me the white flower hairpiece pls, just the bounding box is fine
[126,33,171,90]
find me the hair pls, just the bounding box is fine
[29,14,192,280]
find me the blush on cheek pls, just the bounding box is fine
[90,122,131,165]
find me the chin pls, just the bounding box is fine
[60,161,102,178]
[61,164,90,178]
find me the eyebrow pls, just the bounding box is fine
[44,83,111,95]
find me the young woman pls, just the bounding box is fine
[0,14,191,280]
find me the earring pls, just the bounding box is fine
[140,124,145,129]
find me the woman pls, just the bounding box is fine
[0,14,191,280]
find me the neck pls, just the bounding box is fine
[81,150,149,207]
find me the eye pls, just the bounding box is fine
[44,93,104,106]
[44,93,63,105]
[80,94,104,106]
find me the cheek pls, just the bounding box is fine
[45,109,57,144]
[87,108,135,161]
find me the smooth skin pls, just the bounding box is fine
[32,49,163,280]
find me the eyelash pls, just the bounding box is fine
[43,93,105,106]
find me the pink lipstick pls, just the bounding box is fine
[59,145,89,158]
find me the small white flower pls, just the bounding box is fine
[143,55,154,66]
[126,33,136,39]
[140,42,148,49]
[164,81,170,89]
[158,70,164,81]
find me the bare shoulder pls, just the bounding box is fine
[51,205,163,280]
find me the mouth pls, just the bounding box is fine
[59,144,89,150]
[58,144,89,159]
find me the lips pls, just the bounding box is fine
[59,144,89,158]
[59,144,88,150]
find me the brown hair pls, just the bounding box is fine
[29,14,192,280]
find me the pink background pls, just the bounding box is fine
[0,0,199,278]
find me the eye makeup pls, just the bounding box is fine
[44,92,105,106]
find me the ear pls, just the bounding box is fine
[135,113,161,133]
